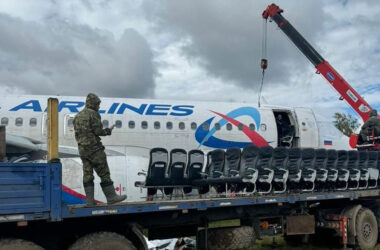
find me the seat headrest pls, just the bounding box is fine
[242,145,259,157]
[348,150,358,160]
[327,149,337,159]
[210,149,225,161]
[288,148,301,158]
[301,148,315,159]
[315,149,327,158]
[226,147,241,160]
[337,150,348,159]
[368,151,378,160]
[259,146,274,157]
[358,151,368,160]
[273,147,287,158]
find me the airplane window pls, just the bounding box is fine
[166,122,173,130]
[215,123,220,130]
[261,124,267,131]
[191,122,197,130]
[238,123,243,131]
[154,121,160,129]
[141,121,148,129]
[115,120,122,128]
[128,121,135,129]
[179,122,185,130]
[226,123,232,131]
[15,117,23,127]
[249,123,255,131]
[202,122,209,131]
[1,117,8,126]
[67,118,74,128]
[102,120,109,128]
[30,118,37,127]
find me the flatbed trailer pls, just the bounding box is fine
[2,161,380,250]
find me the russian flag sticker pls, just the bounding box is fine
[324,140,333,146]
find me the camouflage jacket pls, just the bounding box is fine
[73,108,110,156]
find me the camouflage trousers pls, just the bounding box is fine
[80,149,112,185]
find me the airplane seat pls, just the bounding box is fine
[358,151,369,189]
[366,151,379,189]
[145,148,169,196]
[280,125,295,148]
[165,149,187,196]
[184,149,204,194]
[223,147,242,193]
[336,150,349,190]
[300,148,316,192]
[256,146,274,194]
[192,149,225,194]
[286,148,302,191]
[240,145,260,193]
[271,147,289,194]
[314,149,328,189]
[326,149,338,188]
[347,151,360,190]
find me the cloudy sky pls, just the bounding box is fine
[0,0,379,122]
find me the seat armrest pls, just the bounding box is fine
[213,170,224,176]
[199,172,208,178]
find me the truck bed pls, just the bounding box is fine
[1,162,380,223]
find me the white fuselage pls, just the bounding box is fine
[0,95,350,203]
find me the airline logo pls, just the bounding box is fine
[195,107,269,148]
[9,100,194,116]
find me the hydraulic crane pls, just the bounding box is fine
[262,4,378,149]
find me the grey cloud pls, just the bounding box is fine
[147,1,325,90]
[0,13,156,98]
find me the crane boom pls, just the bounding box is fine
[262,4,373,122]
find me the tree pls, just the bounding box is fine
[333,112,360,137]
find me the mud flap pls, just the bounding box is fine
[286,215,315,235]
[341,204,362,245]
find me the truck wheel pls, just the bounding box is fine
[206,226,256,250]
[355,208,378,249]
[69,232,137,250]
[0,239,43,250]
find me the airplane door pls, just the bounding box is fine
[64,114,75,138]
[294,108,319,148]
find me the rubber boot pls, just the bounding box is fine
[100,182,127,204]
[84,182,96,207]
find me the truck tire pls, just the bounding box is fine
[0,239,44,250]
[69,232,137,250]
[355,208,378,249]
[206,226,256,250]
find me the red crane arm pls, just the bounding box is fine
[263,4,373,122]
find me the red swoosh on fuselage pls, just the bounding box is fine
[211,111,269,147]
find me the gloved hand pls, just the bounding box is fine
[104,128,112,135]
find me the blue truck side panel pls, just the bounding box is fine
[0,162,61,221]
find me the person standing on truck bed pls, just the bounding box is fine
[359,109,380,144]
[73,93,127,206]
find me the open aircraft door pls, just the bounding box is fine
[294,108,319,148]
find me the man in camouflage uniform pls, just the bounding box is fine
[73,93,126,206]
[359,109,380,144]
